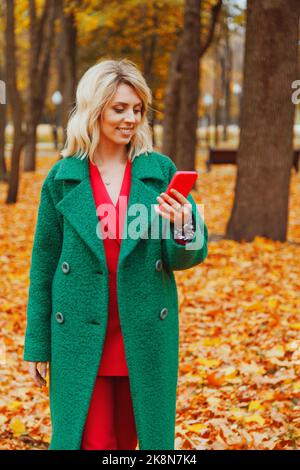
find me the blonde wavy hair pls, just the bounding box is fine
[60,58,154,162]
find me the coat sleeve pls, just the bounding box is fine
[161,159,208,272]
[23,170,63,362]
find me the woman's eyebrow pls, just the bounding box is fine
[113,101,142,106]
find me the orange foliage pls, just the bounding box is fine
[0,153,299,450]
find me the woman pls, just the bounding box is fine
[23,58,208,450]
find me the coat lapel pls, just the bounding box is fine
[54,152,166,272]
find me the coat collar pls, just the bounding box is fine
[54,151,165,183]
[54,152,167,273]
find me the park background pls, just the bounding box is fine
[0,0,300,450]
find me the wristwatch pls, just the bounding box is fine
[173,215,195,241]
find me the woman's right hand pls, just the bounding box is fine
[27,361,48,387]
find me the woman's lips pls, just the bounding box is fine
[117,127,133,135]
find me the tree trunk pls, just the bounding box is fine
[5,0,26,204]
[141,7,158,144]
[24,0,57,172]
[140,3,159,144]
[7,128,25,203]
[0,103,7,182]
[162,0,222,168]
[161,43,182,158]
[176,0,201,171]
[226,0,300,242]
[58,1,77,145]
[222,19,232,141]
[0,67,7,181]
[213,47,222,146]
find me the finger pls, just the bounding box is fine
[158,196,192,227]
[169,188,188,204]
[174,207,193,227]
[156,198,176,218]
[159,193,182,209]
[158,197,193,228]
[40,362,47,379]
[36,368,47,387]
[28,362,38,379]
[154,204,174,222]
[180,204,193,219]
[30,362,47,387]
[156,196,172,212]
[157,195,180,213]
[35,375,45,387]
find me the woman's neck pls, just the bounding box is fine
[93,143,129,167]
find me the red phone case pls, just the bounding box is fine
[159,171,198,209]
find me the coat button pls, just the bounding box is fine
[55,312,64,324]
[61,261,70,274]
[155,259,163,271]
[159,308,168,320]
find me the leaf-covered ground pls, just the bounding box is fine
[0,154,299,450]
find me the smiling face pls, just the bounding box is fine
[99,82,143,146]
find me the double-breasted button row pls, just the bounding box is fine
[62,262,163,274]
[55,312,64,324]
[159,308,168,320]
[61,261,70,274]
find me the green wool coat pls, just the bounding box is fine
[23,150,208,450]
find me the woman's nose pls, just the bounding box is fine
[124,110,136,122]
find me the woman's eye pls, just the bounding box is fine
[114,108,141,114]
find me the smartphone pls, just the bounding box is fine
[159,171,198,209]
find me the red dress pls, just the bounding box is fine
[89,157,188,376]
[89,158,131,376]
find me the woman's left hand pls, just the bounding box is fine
[155,188,192,229]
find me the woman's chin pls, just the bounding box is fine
[114,135,132,143]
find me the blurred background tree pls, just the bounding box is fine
[0,0,299,243]
[226,0,300,241]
